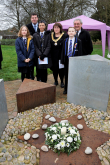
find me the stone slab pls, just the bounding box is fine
[0,79,8,137]
[16,79,56,113]
[18,113,110,165]
[67,55,110,111]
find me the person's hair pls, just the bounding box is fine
[52,22,63,33]
[39,20,46,26]
[18,25,31,38]
[73,19,83,24]
[31,13,38,17]
[68,27,76,31]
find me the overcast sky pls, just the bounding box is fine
[0,4,14,31]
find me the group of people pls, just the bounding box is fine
[15,13,93,94]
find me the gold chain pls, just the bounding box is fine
[51,32,64,46]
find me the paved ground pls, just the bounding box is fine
[4,74,110,119]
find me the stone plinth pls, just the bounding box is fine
[67,55,110,112]
[0,79,8,137]
[16,79,56,113]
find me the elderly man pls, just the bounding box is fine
[27,13,40,80]
[74,19,93,55]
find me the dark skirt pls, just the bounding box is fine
[18,66,32,73]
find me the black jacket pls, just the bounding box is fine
[33,30,52,69]
[0,44,3,62]
[26,23,39,36]
[61,37,82,64]
[50,32,68,69]
[78,28,93,55]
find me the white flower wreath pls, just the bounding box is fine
[45,122,81,155]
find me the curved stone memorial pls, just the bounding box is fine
[0,79,8,137]
[67,55,110,112]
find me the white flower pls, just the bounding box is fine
[52,134,57,140]
[62,123,65,126]
[57,134,60,138]
[68,127,72,131]
[52,127,56,131]
[66,123,69,126]
[74,137,77,141]
[70,129,76,134]
[67,137,73,143]
[57,144,61,150]
[60,141,65,148]
[66,143,70,147]
[51,139,53,142]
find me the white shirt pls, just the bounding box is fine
[32,23,38,32]
[68,37,75,56]
[40,31,45,36]
[78,29,81,36]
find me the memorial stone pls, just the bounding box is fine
[0,79,9,137]
[67,55,110,112]
[16,79,56,113]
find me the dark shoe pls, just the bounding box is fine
[63,90,67,94]
[61,82,64,88]
[54,81,58,86]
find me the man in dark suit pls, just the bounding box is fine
[27,13,40,80]
[74,19,93,55]
[61,27,82,94]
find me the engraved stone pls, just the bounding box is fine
[85,147,92,154]
[24,133,31,140]
[45,115,50,119]
[41,145,48,152]
[0,79,9,138]
[77,124,83,129]
[42,124,48,130]
[67,55,110,111]
[49,117,56,122]
[32,134,39,139]
[77,115,82,120]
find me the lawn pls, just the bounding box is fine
[0,45,109,81]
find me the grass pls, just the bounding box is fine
[0,44,109,81]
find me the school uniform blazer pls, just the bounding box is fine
[61,37,82,64]
[33,30,52,69]
[15,37,35,67]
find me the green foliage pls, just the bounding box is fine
[0,39,16,45]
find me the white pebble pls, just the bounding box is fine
[24,133,30,140]
[77,124,83,130]
[85,147,92,154]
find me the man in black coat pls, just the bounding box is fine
[26,13,40,80]
[0,44,3,69]
[74,19,93,55]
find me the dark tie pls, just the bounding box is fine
[76,31,79,38]
[41,33,43,38]
[24,39,27,50]
[68,40,72,58]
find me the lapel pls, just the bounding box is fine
[66,38,69,55]
[31,23,35,33]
